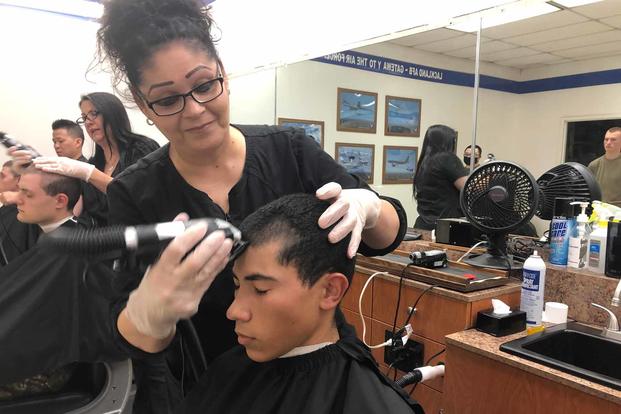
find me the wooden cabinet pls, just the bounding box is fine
[443,343,621,414]
[342,266,521,413]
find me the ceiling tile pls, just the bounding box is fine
[390,28,463,47]
[571,0,621,19]
[600,14,621,29]
[443,46,477,59]
[493,53,567,67]
[481,10,588,39]
[554,40,621,58]
[416,33,478,53]
[504,20,610,46]
[532,29,621,52]
[446,40,518,59]
[482,46,540,61]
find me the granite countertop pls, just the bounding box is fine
[356,265,521,302]
[446,327,621,405]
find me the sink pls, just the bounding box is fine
[500,321,621,390]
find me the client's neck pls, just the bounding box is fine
[302,314,340,347]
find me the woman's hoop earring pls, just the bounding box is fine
[146,118,154,126]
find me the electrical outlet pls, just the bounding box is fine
[383,330,424,373]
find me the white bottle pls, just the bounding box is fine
[520,251,547,327]
[587,220,608,274]
[568,202,589,269]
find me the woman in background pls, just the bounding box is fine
[13,92,160,225]
[413,124,468,230]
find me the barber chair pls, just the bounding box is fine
[0,359,135,414]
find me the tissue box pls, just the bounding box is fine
[476,309,526,337]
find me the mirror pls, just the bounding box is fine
[273,29,481,226]
[475,0,621,234]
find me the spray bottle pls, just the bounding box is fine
[549,198,576,266]
[588,201,611,274]
[568,201,589,269]
[520,250,547,330]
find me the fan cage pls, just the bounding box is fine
[536,162,602,220]
[461,161,539,233]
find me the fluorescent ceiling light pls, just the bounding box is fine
[0,0,103,19]
[450,2,561,32]
[551,0,602,7]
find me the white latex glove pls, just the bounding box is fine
[316,182,381,258]
[125,221,233,339]
[33,156,95,182]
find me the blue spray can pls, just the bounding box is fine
[549,198,576,265]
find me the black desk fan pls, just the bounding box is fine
[460,161,539,270]
[460,161,601,270]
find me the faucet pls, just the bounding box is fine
[612,278,621,307]
[591,303,621,341]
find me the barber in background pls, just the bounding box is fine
[52,119,86,161]
[588,127,621,208]
[413,124,468,230]
[463,144,482,169]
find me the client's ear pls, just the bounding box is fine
[318,273,349,311]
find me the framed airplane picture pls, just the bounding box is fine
[335,143,375,184]
[337,88,378,134]
[278,117,324,149]
[382,145,417,184]
[384,96,422,137]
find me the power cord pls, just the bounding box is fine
[404,284,438,328]
[456,240,488,263]
[359,271,392,349]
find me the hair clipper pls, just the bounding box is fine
[0,132,41,164]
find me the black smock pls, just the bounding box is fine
[176,334,424,414]
[414,152,468,230]
[108,125,407,361]
[80,137,159,227]
[0,205,40,265]
[0,219,126,385]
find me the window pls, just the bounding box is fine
[565,119,621,166]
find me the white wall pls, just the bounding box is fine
[0,7,167,162]
[0,6,273,164]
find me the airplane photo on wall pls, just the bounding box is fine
[382,145,417,184]
[335,142,375,184]
[385,96,422,137]
[278,118,324,149]
[337,88,378,134]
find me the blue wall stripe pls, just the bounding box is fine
[313,50,621,95]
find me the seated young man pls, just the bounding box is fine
[0,166,81,399]
[169,194,421,413]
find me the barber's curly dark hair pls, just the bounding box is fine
[95,0,220,101]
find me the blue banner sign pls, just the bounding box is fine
[313,50,621,94]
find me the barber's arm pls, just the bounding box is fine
[118,223,233,353]
[32,157,116,193]
[454,176,467,191]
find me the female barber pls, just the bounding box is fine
[12,92,159,225]
[93,0,406,411]
[413,124,468,230]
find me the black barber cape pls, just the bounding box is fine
[0,221,126,384]
[176,335,424,414]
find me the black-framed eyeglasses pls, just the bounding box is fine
[76,110,100,125]
[146,77,225,117]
